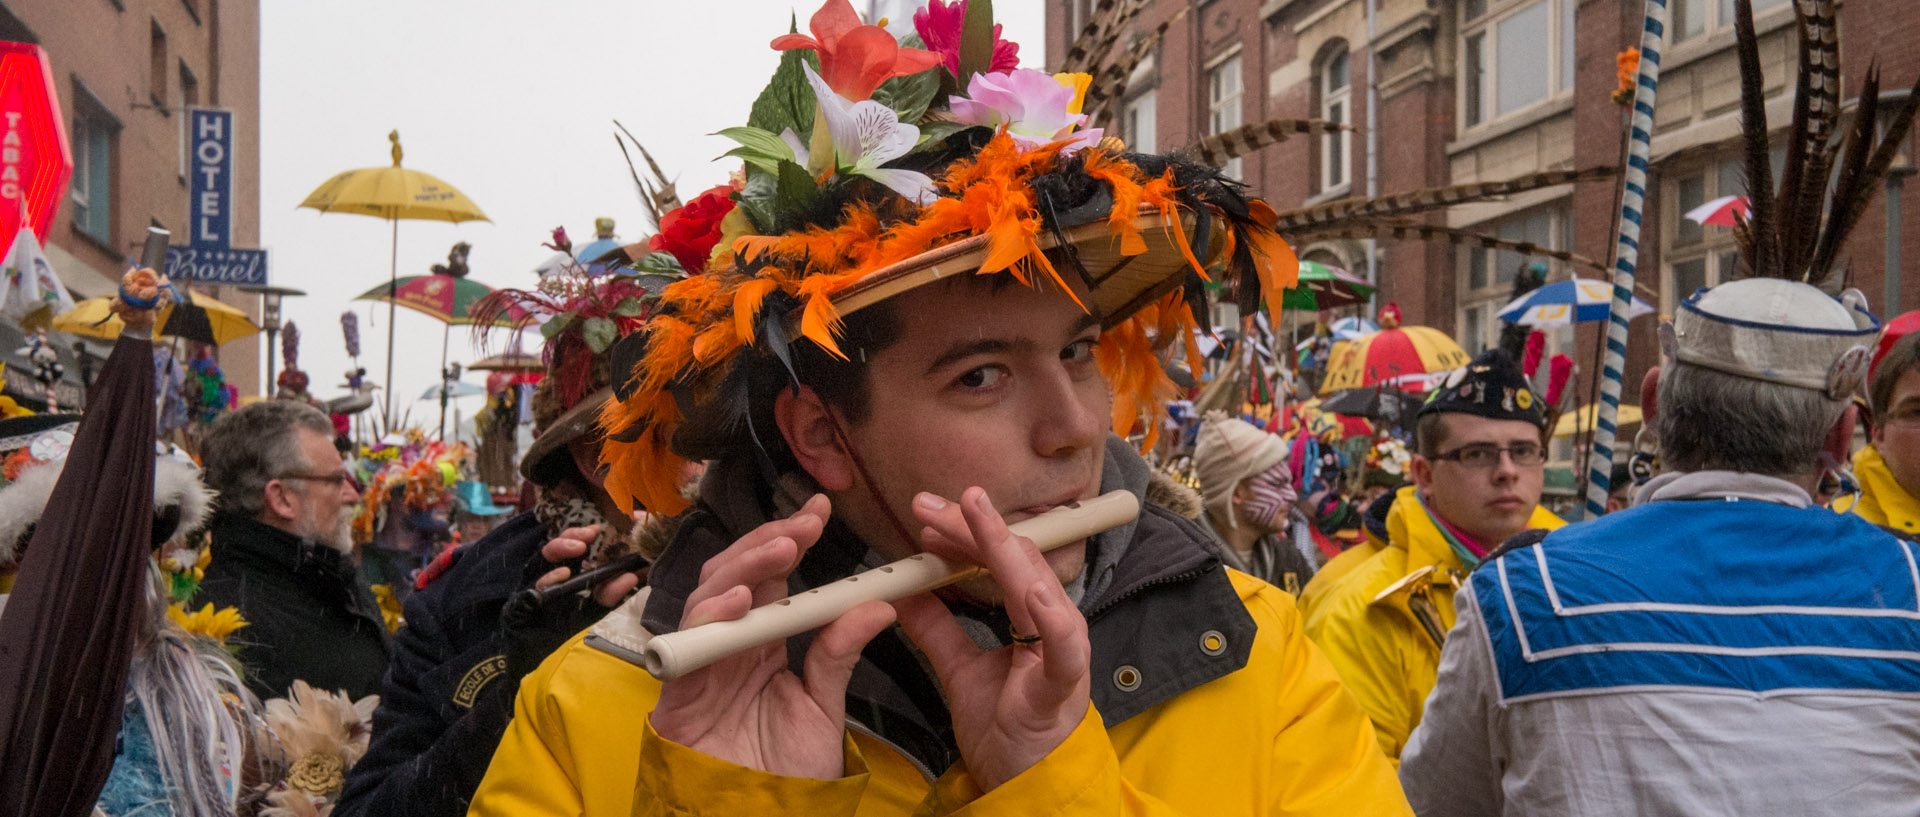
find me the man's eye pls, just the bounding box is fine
[1062,339,1097,362]
[958,367,1006,389]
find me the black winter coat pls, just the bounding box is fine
[195,515,390,701]
[333,513,546,817]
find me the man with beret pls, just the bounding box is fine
[1192,411,1319,595]
[1301,348,1564,763]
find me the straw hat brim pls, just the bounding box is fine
[520,387,610,485]
[668,206,1210,460]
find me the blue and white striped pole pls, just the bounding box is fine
[1580,0,1669,521]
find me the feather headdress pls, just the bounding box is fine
[595,0,1302,516]
[1730,0,1920,284]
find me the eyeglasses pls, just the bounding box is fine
[1433,442,1547,468]
[281,472,352,487]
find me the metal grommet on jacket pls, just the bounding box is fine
[1113,664,1142,692]
[1200,629,1227,657]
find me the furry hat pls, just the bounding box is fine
[0,456,214,570]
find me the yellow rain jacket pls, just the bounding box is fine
[470,569,1411,817]
[1301,486,1563,763]
[1296,534,1382,617]
[1836,444,1920,535]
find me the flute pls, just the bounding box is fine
[641,490,1141,679]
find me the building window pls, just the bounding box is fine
[1458,206,1570,354]
[1674,0,1791,42]
[70,88,119,246]
[1123,90,1157,153]
[149,20,168,108]
[1208,54,1243,180]
[179,61,199,107]
[1320,46,1351,192]
[1661,156,1767,306]
[1461,0,1575,129]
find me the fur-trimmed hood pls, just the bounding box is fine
[0,456,215,569]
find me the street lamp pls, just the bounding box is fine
[255,286,306,395]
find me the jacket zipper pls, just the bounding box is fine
[1084,563,1215,622]
[844,718,938,784]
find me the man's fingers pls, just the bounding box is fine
[802,600,896,719]
[1024,580,1089,691]
[540,532,592,563]
[533,565,571,591]
[681,584,752,630]
[696,494,830,585]
[956,488,1046,637]
[892,592,981,682]
[593,572,640,607]
[682,536,799,617]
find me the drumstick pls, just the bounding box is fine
[641,490,1141,679]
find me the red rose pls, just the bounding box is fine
[650,185,737,273]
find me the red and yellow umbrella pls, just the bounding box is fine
[1318,309,1470,394]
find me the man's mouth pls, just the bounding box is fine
[1489,496,1528,511]
[1002,485,1099,525]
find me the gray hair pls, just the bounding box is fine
[201,401,335,518]
[1656,361,1846,477]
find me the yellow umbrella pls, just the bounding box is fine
[52,293,260,345]
[299,131,488,421]
[1553,404,1643,438]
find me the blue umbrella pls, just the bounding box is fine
[571,237,625,276]
[1498,279,1655,327]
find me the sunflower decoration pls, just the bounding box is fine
[158,540,213,601]
[166,601,249,644]
[597,0,1303,516]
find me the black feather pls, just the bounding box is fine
[1731,0,1775,277]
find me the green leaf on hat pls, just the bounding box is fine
[612,298,651,317]
[872,35,940,124]
[747,20,821,142]
[718,126,796,175]
[956,0,995,88]
[582,316,617,354]
[541,311,577,340]
[734,168,778,235]
[773,160,821,234]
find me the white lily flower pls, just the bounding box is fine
[802,62,938,205]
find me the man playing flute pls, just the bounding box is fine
[471,3,1407,813]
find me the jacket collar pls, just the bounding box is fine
[1383,486,1565,570]
[1634,470,1813,508]
[208,513,357,583]
[1847,445,1920,532]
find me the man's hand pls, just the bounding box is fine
[649,494,896,780]
[533,524,639,607]
[894,487,1092,792]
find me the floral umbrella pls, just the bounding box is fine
[353,273,517,327]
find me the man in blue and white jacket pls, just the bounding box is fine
[1399,276,1920,816]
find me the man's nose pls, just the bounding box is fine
[1034,373,1105,458]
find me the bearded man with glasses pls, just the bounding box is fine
[195,400,388,700]
[1301,348,1564,763]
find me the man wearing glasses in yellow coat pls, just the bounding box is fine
[1301,348,1564,763]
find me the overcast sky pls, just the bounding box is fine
[259,0,1045,427]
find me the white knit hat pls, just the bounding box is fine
[1193,410,1290,511]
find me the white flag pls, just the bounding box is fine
[0,227,73,324]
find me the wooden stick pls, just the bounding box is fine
[641,490,1142,679]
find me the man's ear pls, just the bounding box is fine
[1639,366,1661,425]
[262,480,300,522]
[1409,454,1435,494]
[774,385,854,491]
[1821,402,1857,472]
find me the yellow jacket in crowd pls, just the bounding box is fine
[469,569,1411,817]
[1299,486,1563,763]
[1835,444,1920,534]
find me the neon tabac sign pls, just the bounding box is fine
[0,42,71,258]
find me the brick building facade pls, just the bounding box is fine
[0,0,261,403]
[1049,0,1919,457]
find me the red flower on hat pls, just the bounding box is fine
[649,186,737,274]
[914,0,1020,78]
[771,0,943,101]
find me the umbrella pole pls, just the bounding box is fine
[385,218,399,426]
[439,324,450,440]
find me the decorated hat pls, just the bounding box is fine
[1419,348,1545,429]
[596,0,1302,516]
[1668,279,1878,399]
[472,271,664,487]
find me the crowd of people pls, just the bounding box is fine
[3,0,1919,815]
